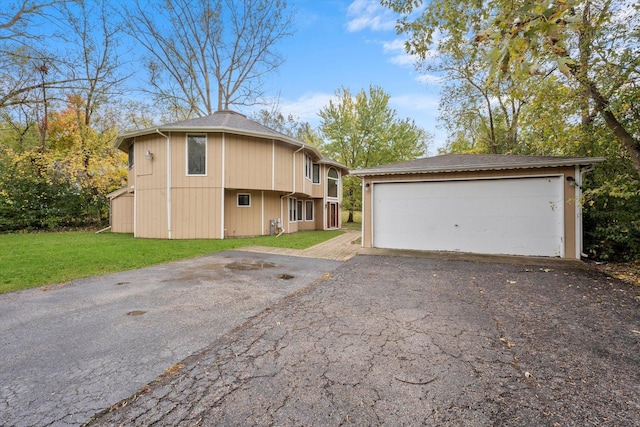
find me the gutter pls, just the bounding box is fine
[351,158,606,177]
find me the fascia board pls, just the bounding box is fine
[351,157,606,177]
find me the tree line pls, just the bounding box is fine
[1,0,637,260]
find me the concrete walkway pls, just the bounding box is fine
[242,230,361,261]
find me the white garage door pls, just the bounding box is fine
[372,177,564,257]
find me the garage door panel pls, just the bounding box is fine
[372,178,564,257]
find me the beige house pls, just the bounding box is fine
[352,154,604,259]
[108,110,348,239]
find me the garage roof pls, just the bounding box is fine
[351,154,605,176]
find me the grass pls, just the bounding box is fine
[0,230,343,294]
[341,210,362,231]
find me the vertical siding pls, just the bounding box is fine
[561,166,577,258]
[294,150,304,194]
[171,188,221,239]
[311,178,324,198]
[224,190,262,237]
[314,199,324,230]
[110,193,134,233]
[170,132,223,239]
[136,189,168,238]
[263,193,283,235]
[133,134,168,238]
[134,134,167,191]
[225,135,272,190]
[273,142,294,191]
[222,191,288,237]
[124,128,344,240]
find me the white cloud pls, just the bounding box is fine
[382,38,417,67]
[276,92,334,125]
[391,93,440,111]
[346,0,397,32]
[416,74,443,85]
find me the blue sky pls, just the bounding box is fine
[260,0,444,153]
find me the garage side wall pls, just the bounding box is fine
[360,167,578,258]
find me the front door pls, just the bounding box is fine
[327,202,339,229]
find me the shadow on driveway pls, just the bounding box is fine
[88,254,640,426]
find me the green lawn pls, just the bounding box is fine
[0,230,343,294]
[341,210,362,231]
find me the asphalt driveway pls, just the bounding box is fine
[88,254,640,426]
[0,251,341,427]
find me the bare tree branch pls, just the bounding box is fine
[122,0,294,116]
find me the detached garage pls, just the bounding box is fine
[352,154,604,259]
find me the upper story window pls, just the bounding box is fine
[187,134,206,175]
[312,163,320,184]
[328,167,339,198]
[128,143,134,169]
[304,154,313,181]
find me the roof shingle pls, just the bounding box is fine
[351,154,605,176]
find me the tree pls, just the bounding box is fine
[252,107,323,146]
[319,85,430,222]
[122,0,294,117]
[0,1,79,112]
[383,0,640,177]
[62,0,128,128]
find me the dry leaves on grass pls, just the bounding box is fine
[592,262,640,287]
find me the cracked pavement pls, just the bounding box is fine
[0,251,340,427]
[89,255,640,426]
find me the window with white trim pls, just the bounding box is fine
[128,143,134,169]
[312,163,320,184]
[296,200,303,221]
[327,167,339,198]
[237,194,251,207]
[305,200,314,221]
[289,197,296,222]
[304,154,313,181]
[187,134,206,175]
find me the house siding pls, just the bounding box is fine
[225,134,272,191]
[171,187,222,239]
[110,192,133,233]
[136,189,168,238]
[111,112,348,240]
[224,190,262,237]
[273,141,294,191]
[360,166,577,258]
[132,134,169,238]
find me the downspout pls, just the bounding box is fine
[132,141,137,237]
[578,164,595,258]
[221,132,226,239]
[155,129,171,239]
[361,178,366,247]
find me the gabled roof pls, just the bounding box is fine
[115,110,347,172]
[351,154,605,176]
